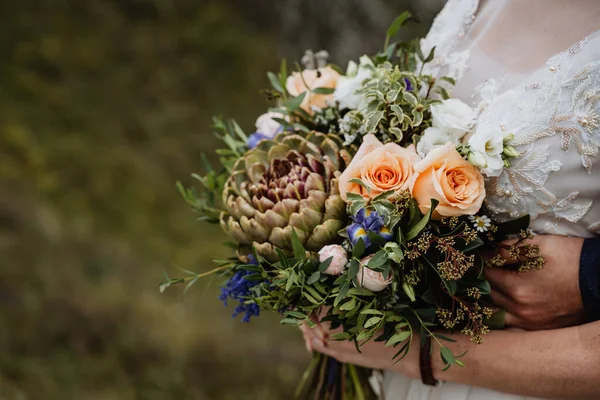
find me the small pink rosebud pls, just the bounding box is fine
[357,255,392,292]
[318,245,348,275]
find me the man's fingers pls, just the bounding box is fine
[503,312,523,329]
[489,289,512,309]
[485,266,520,297]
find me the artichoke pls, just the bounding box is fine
[220,131,353,261]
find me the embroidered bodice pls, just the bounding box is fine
[385,1,600,398]
[421,0,600,238]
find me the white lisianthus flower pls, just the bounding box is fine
[255,112,286,139]
[416,127,452,158]
[468,129,505,176]
[318,245,348,275]
[333,55,374,112]
[430,99,476,142]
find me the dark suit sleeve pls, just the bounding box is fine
[580,237,600,322]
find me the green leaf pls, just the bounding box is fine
[280,318,302,326]
[291,228,306,261]
[367,250,388,269]
[386,11,412,40]
[340,298,356,311]
[360,309,384,316]
[285,91,307,112]
[424,46,436,63]
[440,76,456,85]
[402,281,416,302]
[385,331,411,347]
[352,238,366,259]
[441,347,455,364]
[461,236,485,252]
[329,332,351,341]
[434,334,457,343]
[349,178,371,194]
[405,199,439,241]
[285,311,308,319]
[364,316,382,328]
[312,87,335,95]
[484,308,506,330]
[496,214,530,237]
[348,258,360,280]
[268,71,284,93]
[318,257,333,273]
[307,271,321,285]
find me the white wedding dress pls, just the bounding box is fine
[384,0,600,399]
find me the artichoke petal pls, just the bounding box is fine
[235,196,256,218]
[255,209,287,230]
[324,194,346,220]
[289,208,322,232]
[239,216,270,243]
[269,225,307,249]
[227,217,252,245]
[305,219,345,250]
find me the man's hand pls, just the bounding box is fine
[486,235,586,330]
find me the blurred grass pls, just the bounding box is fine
[0,0,440,398]
[0,0,309,399]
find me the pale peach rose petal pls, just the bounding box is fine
[411,143,485,219]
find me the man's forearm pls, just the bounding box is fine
[434,321,600,399]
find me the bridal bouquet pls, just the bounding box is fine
[164,13,543,399]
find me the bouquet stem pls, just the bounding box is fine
[296,353,380,400]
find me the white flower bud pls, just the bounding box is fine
[468,151,488,168]
[357,255,391,292]
[502,145,520,158]
[318,245,348,275]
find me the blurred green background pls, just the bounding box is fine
[0,1,441,398]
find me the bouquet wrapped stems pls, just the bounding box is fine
[297,354,379,400]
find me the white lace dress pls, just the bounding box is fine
[384,0,600,398]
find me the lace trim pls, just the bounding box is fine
[589,221,600,235]
[478,38,599,225]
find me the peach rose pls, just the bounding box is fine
[338,134,421,201]
[286,66,340,114]
[410,142,485,219]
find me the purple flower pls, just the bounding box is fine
[247,132,271,149]
[219,269,261,322]
[404,77,413,92]
[347,208,393,248]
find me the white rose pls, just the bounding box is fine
[318,245,348,275]
[333,55,374,112]
[468,129,505,176]
[416,127,452,158]
[255,112,285,139]
[431,99,475,142]
[357,255,391,292]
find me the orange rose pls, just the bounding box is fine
[286,66,339,114]
[410,142,485,219]
[338,134,421,201]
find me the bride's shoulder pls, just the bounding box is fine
[420,0,479,82]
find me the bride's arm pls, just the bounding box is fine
[304,321,600,399]
[433,322,600,399]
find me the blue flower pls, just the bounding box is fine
[247,132,272,149]
[404,77,413,91]
[219,269,261,322]
[347,208,393,248]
